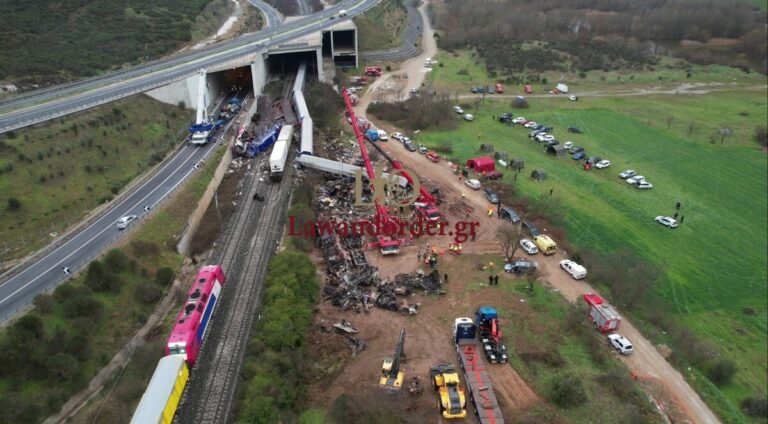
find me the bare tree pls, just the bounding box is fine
[525,269,540,293]
[497,223,524,260]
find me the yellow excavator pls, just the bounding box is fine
[430,364,467,419]
[379,329,406,390]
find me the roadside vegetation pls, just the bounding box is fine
[0,0,233,88]
[0,95,193,266]
[354,0,409,52]
[0,147,225,424]
[431,0,767,74]
[264,0,322,15]
[234,249,319,423]
[410,86,766,422]
[368,95,457,131]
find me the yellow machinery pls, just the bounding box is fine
[430,364,467,419]
[379,329,406,390]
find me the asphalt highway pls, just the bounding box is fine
[0,0,378,133]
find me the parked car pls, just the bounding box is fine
[404,143,418,152]
[595,160,611,169]
[523,121,538,129]
[465,179,481,190]
[585,156,602,165]
[520,239,539,255]
[391,132,403,142]
[499,206,520,223]
[545,139,560,148]
[504,260,538,275]
[402,136,412,144]
[512,117,526,124]
[426,152,440,162]
[568,95,578,101]
[454,106,464,114]
[417,144,428,154]
[567,126,583,133]
[619,169,636,179]
[116,215,137,230]
[377,130,388,141]
[484,187,499,204]
[636,181,654,189]
[655,216,679,228]
[563,141,574,150]
[571,146,584,154]
[572,151,586,160]
[608,334,633,355]
[522,221,541,237]
[540,126,554,133]
[559,259,587,279]
[485,170,504,180]
[463,113,475,122]
[626,175,645,184]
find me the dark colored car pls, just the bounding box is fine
[572,151,586,160]
[499,206,521,223]
[405,143,417,152]
[504,260,538,275]
[545,139,560,147]
[585,156,602,165]
[540,126,554,133]
[534,124,545,130]
[568,126,583,134]
[522,221,541,237]
[571,146,585,154]
[484,187,499,204]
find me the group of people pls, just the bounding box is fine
[488,274,500,286]
[448,242,463,254]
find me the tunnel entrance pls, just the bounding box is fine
[206,66,254,98]
[265,51,319,81]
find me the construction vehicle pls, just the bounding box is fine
[189,70,213,145]
[453,317,505,424]
[430,364,467,419]
[365,66,382,76]
[380,329,406,390]
[476,307,508,364]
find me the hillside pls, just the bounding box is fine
[0,0,234,88]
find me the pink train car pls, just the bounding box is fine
[166,265,226,366]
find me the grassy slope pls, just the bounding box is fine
[354,0,408,52]
[0,95,193,263]
[0,145,225,423]
[416,57,767,421]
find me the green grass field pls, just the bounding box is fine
[354,0,408,52]
[414,88,767,422]
[0,95,193,264]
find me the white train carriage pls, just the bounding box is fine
[270,124,294,181]
[130,355,189,424]
[299,116,314,156]
[293,62,307,94]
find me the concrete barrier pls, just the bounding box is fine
[177,146,234,255]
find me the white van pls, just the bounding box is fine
[463,113,474,122]
[339,9,347,17]
[559,259,587,279]
[377,130,388,141]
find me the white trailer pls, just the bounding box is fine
[270,124,294,181]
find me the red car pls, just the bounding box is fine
[426,152,440,163]
[485,170,504,180]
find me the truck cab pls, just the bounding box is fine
[532,234,557,255]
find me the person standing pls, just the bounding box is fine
[494,275,499,286]
[488,275,493,285]
[444,273,449,284]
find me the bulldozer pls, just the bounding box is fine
[430,364,467,419]
[379,329,406,390]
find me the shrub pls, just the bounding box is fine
[155,267,175,286]
[33,294,55,314]
[740,396,768,417]
[7,197,21,211]
[134,283,163,304]
[753,126,767,147]
[85,261,107,291]
[707,359,737,385]
[549,373,587,408]
[104,249,129,273]
[131,239,160,257]
[62,295,103,319]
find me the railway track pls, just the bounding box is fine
[174,153,293,423]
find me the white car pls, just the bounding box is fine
[559,259,587,279]
[464,179,481,190]
[563,141,574,150]
[626,175,645,184]
[619,169,636,179]
[377,130,388,141]
[453,106,463,114]
[392,132,404,142]
[568,95,578,101]
[636,181,654,189]
[608,334,633,355]
[520,239,539,255]
[595,160,611,169]
[116,215,137,229]
[463,113,474,122]
[523,121,538,128]
[655,216,679,228]
[402,136,412,144]
[512,117,526,124]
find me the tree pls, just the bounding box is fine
[708,359,737,385]
[525,269,540,292]
[33,294,54,314]
[7,197,21,211]
[62,295,103,319]
[85,260,107,291]
[45,353,79,380]
[104,249,128,273]
[497,222,524,260]
[134,283,163,304]
[155,267,175,286]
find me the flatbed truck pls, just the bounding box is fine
[453,317,505,424]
